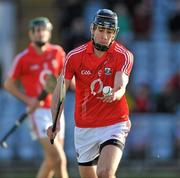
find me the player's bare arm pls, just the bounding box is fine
[47,77,70,139]
[113,71,129,100]
[47,77,71,140]
[51,76,71,120]
[4,77,40,110]
[69,76,76,91]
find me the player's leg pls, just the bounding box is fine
[55,137,69,178]
[29,108,68,178]
[44,110,68,178]
[74,127,100,178]
[97,143,123,178]
[79,165,97,178]
[38,137,68,178]
[37,161,54,178]
[55,110,69,178]
[97,120,131,178]
[36,137,55,178]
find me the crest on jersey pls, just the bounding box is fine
[52,59,58,68]
[104,67,111,75]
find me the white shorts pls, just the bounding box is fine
[74,120,131,164]
[28,108,65,140]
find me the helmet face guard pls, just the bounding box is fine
[92,9,119,51]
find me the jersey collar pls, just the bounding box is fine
[28,43,51,55]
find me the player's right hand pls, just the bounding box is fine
[26,97,44,112]
[46,125,58,141]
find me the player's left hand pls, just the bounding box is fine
[97,91,116,103]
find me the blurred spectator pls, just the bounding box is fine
[57,0,84,27]
[133,83,154,113]
[0,62,2,88]
[113,2,133,46]
[61,17,88,52]
[155,83,177,113]
[156,70,180,113]
[168,0,180,41]
[126,91,135,113]
[167,70,180,105]
[127,119,149,159]
[55,0,85,39]
[124,0,142,17]
[131,0,152,40]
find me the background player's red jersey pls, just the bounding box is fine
[9,43,65,108]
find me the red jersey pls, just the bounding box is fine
[64,41,134,128]
[9,43,65,108]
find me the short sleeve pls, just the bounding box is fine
[8,54,23,80]
[116,50,134,76]
[64,55,75,80]
[56,46,66,74]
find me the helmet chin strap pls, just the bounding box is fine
[35,41,46,47]
[92,39,109,51]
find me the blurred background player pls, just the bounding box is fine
[47,9,133,178]
[4,17,69,178]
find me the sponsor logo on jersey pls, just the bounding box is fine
[30,64,39,70]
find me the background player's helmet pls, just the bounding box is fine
[92,9,119,51]
[28,17,53,47]
[29,17,53,31]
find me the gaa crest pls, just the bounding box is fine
[104,67,111,75]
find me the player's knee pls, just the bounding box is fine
[54,154,67,167]
[47,152,65,168]
[52,156,63,167]
[45,154,60,168]
[44,157,54,168]
[97,167,115,178]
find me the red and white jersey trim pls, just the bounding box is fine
[63,45,87,76]
[115,44,133,75]
[9,49,28,77]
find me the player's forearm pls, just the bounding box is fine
[51,77,70,121]
[113,71,129,100]
[4,78,29,104]
[51,81,61,120]
[114,87,126,100]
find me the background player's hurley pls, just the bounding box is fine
[0,74,57,149]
